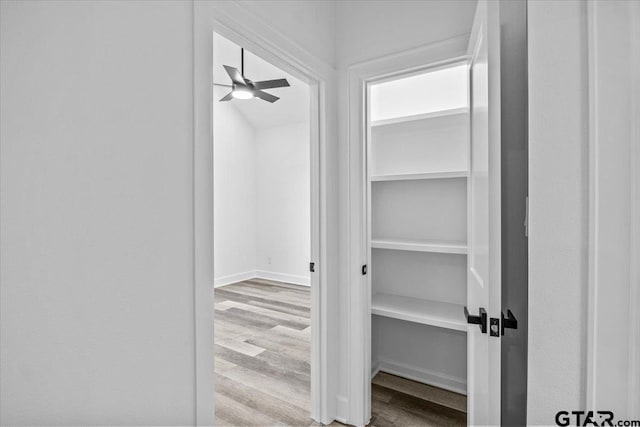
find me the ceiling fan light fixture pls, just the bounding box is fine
[231,85,254,100]
[217,47,288,103]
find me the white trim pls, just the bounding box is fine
[215,270,311,288]
[371,364,381,380]
[214,271,257,288]
[193,2,215,424]
[335,395,349,425]
[346,35,470,427]
[254,270,311,287]
[629,0,640,417]
[586,1,599,409]
[375,360,467,396]
[194,1,336,424]
[586,0,640,416]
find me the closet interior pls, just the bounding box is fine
[368,62,470,395]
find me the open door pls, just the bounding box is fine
[466,0,502,425]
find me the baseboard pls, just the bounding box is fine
[377,359,467,395]
[254,270,310,286]
[335,395,348,425]
[214,270,311,288]
[214,270,256,288]
[371,362,381,379]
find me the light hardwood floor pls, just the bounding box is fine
[214,279,466,426]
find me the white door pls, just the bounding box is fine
[466,0,502,425]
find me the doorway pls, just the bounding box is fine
[211,30,322,426]
[346,2,528,425]
[366,62,470,426]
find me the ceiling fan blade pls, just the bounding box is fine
[223,65,246,85]
[254,90,279,103]
[213,83,232,88]
[219,92,234,102]
[252,78,290,90]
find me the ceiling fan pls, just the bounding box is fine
[214,47,290,103]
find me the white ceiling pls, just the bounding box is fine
[213,32,309,130]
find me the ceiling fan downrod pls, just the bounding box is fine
[241,47,244,76]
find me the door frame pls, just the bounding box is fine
[193,2,335,425]
[586,0,640,417]
[345,35,470,427]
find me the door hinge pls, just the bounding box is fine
[309,262,315,273]
[362,264,367,275]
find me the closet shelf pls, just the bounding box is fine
[370,171,468,182]
[372,293,467,332]
[370,107,469,128]
[371,238,467,254]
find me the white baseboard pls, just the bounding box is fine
[371,362,381,379]
[214,270,311,288]
[377,359,467,395]
[335,395,348,425]
[214,270,256,288]
[254,270,310,286]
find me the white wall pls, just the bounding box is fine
[527,1,589,423]
[213,105,310,288]
[0,1,195,425]
[335,0,476,67]
[235,0,336,68]
[213,115,311,287]
[255,122,311,285]
[213,99,257,284]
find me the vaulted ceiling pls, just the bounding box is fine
[213,32,309,130]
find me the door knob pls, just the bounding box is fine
[464,306,487,333]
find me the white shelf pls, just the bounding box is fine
[371,171,468,182]
[372,293,467,332]
[371,238,467,254]
[370,107,469,128]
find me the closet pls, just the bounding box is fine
[368,62,470,394]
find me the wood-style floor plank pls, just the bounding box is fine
[215,391,280,427]
[215,279,467,427]
[373,371,467,413]
[216,373,313,427]
[217,339,266,357]
[216,288,310,315]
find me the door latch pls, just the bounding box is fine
[501,309,518,335]
[362,264,367,275]
[464,306,487,333]
[489,318,500,337]
[309,262,315,273]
